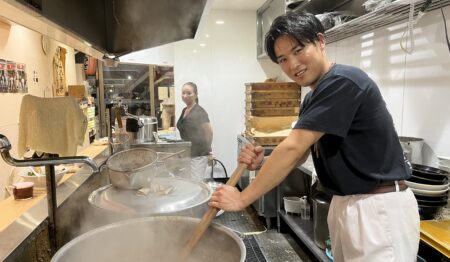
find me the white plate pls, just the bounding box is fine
[11,166,67,188]
[406,180,449,191]
[410,187,449,196]
[437,156,450,166]
[438,164,450,173]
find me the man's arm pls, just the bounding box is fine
[210,128,323,211]
[240,128,322,207]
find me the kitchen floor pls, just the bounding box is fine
[214,207,318,262]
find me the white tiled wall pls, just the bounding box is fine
[327,6,450,162]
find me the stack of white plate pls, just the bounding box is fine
[437,155,450,173]
[407,164,449,220]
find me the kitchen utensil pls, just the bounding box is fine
[418,205,444,220]
[107,148,158,189]
[410,187,449,196]
[399,136,424,164]
[412,164,449,180]
[409,175,448,185]
[438,163,450,173]
[110,109,130,153]
[88,176,211,223]
[405,180,450,191]
[283,197,302,214]
[414,193,448,202]
[437,155,450,166]
[51,216,245,262]
[11,166,67,188]
[180,163,247,261]
[412,163,449,176]
[312,192,331,250]
[417,199,448,207]
[157,149,186,162]
[137,116,158,142]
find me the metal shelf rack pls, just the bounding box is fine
[325,0,450,43]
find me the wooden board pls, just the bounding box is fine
[246,107,299,117]
[244,129,291,146]
[245,116,298,132]
[246,90,300,100]
[245,82,300,91]
[246,99,300,109]
[420,220,450,258]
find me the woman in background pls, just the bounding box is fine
[177,82,213,181]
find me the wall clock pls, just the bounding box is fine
[41,35,51,55]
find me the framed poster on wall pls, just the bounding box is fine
[0,58,28,94]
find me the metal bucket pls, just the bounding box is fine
[137,116,158,142]
[399,136,424,164]
[312,192,331,250]
[52,216,246,262]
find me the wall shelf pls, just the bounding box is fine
[325,0,450,43]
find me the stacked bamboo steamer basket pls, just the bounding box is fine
[244,82,300,145]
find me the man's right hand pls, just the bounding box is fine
[238,144,265,170]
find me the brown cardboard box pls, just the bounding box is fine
[68,85,86,99]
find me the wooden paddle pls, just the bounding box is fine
[179,163,247,261]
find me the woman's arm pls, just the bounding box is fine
[202,122,213,151]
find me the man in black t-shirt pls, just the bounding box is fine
[210,12,419,261]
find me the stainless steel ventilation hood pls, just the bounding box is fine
[13,0,209,56]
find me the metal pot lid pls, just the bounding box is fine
[88,177,211,215]
[139,116,157,124]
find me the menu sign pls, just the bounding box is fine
[0,58,28,93]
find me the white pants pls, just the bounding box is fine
[190,156,208,182]
[327,188,420,262]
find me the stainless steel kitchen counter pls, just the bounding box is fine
[298,155,315,176]
[0,140,192,261]
[131,140,191,154]
[0,147,109,261]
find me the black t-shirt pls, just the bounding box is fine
[294,64,410,195]
[177,104,211,157]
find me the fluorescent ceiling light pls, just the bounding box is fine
[215,20,224,25]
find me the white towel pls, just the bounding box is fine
[18,95,87,157]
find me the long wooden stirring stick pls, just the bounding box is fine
[179,163,247,261]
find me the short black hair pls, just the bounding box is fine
[265,12,325,63]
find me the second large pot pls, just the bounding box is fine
[52,216,246,262]
[137,116,158,142]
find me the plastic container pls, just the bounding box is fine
[301,196,310,220]
[283,196,302,215]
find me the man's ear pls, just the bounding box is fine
[317,33,326,50]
